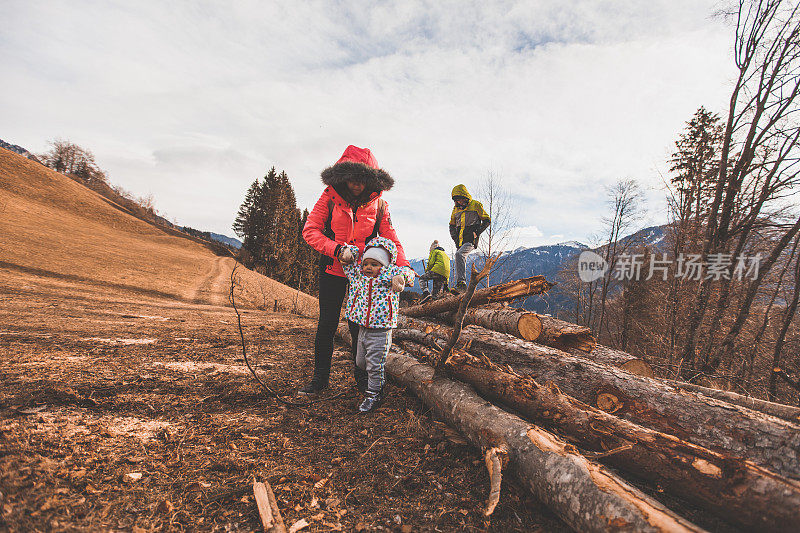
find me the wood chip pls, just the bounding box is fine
[288,518,309,533]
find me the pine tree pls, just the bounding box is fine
[233,179,261,251]
[233,167,320,293]
[669,107,723,244]
[273,171,301,284]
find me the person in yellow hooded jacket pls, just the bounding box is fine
[449,184,491,291]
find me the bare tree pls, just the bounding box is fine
[768,244,800,399]
[475,171,519,287]
[680,0,800,376]
[594,179,645,339]
[39,139,107,185]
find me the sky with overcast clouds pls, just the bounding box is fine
[1,1,737,259]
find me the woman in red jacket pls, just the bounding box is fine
[300,145,414,395]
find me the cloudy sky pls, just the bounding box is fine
[2,1,736,258]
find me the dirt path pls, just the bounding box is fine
[0,274,568,532]
[186,255,229,305]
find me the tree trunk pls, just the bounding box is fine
[537,315,597,352]
[663,379,800,423]
[395,318,800,480]
[430,347,800,533]
[569,345,654,378]
[385,348,704,532]
[400,275,553,318]
[438,307,543,341]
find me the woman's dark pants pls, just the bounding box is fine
[312,271,364,389]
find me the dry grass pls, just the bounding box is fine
[0,147,316,315]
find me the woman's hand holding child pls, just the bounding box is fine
[391,275,405,292]
[338,247,355,265]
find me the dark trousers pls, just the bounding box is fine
[313,272,361,386]
[419,271,447,295]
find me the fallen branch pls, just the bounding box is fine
[229,265,345,407]
[435,257,496,372]
[400,275,553,318]
[339,331,703,531]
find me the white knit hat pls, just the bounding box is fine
[363,246,390,267]
[430,240,439,251]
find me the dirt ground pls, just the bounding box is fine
[0,269,569,532]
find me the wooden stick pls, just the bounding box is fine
[435,257,496,372]
[483,445,508,517]
[253,479,287,533]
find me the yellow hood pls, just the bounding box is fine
[451,184,472,200]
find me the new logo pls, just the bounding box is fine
[578,251,607,282]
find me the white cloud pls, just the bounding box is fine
[1,1,736,258]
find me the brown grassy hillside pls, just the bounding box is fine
[0,147,316,315]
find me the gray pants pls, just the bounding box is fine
[454,242,475,285]
[356,327,392,393]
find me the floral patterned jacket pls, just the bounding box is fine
[342,237,413,329]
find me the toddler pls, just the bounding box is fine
[341,236,412,412]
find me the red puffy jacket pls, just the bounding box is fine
[303,186,410,277]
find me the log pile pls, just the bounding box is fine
[340,273,800,532]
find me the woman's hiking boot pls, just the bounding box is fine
[298,378,328,395]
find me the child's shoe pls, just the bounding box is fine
[358,390,384,413]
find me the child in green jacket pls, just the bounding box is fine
[419,240,450,301]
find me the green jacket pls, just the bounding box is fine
[426,247,450,279]
[449,184,491,247]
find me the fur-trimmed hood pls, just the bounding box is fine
[321,145,394,192]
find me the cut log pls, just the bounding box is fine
[424,346,800,533]
[400,275,553,318]
[395,318,800,480]
[536,315,596,352]
[439,307,543,341]
[384,347,703,532]
[569,345,654,378]
[664,379,800,423]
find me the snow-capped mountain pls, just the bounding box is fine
[409,225,667,314]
